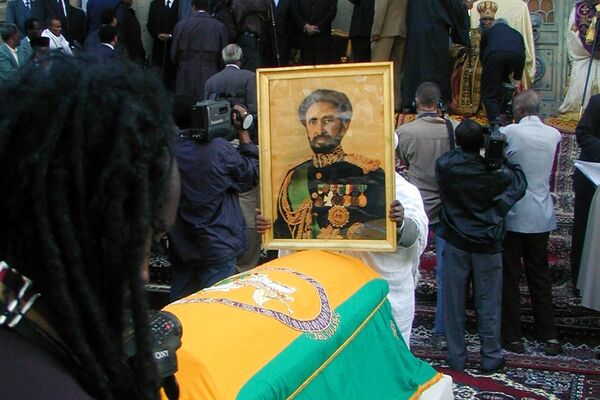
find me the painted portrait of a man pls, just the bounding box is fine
[273,89,387,240]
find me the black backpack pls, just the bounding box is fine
[209,0,239,43]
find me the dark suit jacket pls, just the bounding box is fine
[91,43,116,60]
[85,0,119,33]
[290,0,337,50]
[68,5,86,47]
[0,43,26,84]
[480,23,525,66]
[204,65,257,113]
[147,0,179,65]
[5,0,47,37]
[349,0,374,39]
[16,37,33,61]
[116,2,146,63]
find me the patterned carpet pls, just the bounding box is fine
[404,116,600,398]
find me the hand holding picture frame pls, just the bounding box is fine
[258,62,397,252]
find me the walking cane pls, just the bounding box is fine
[268,1,281,67]
[580,6,600,119]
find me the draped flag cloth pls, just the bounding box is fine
[163,250,442,400]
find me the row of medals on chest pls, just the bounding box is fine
[311,183,368,208]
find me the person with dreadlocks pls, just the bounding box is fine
[0,54,181,399]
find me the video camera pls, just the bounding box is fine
[483,83,515,169]
[124,310,183,400]
[188,93,254,143]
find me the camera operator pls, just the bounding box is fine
[0,54,180,399]
[436,119,526,373]
[204,43,261,271]
[168,102,259,301]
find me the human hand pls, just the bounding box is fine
[388,199,405,225]
[372,34,381,42]
[158,33,172,41]
[256,209,272,234]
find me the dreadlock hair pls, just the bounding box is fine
[0,54,175,399]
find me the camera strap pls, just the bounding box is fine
[417,112,456,150]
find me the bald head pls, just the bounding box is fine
[513,90,540,121]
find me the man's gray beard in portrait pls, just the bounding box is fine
[310,132,342,154]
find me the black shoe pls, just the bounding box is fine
[545,340,562,356]
[503,341,525,354]
[479,359,506,375]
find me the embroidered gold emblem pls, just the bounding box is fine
[316,225,343,239]
[328,205,350,228]
[344,154,381,174]
[347,222,364,240]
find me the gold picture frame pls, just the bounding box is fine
[257,62,397,252]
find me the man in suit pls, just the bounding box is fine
[85,0,120,34]
[204,44,257,113]
[68,5,86,49]
[0,24,26,85]
[232,0,271,71]
[84,8,117,53]
[371,0,406,110]
[44,0,71,41]
[265,0,292,67]
[16,17,43,61]
[290,0,337,65]
[147,0,180,90]
[5,0,47,38]
[92,24,118,61]
[480,18,525,124]
[116,0,146,64]
[171,0,228,99]
[348,0,374,62]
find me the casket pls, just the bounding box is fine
[163,250,451,399]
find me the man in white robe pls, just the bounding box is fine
[559,1,600,117]
[41,18,72,55]
[258,171,429,345]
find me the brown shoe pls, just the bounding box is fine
[503,341,525,354]
[545,340,562,356]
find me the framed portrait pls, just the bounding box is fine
[257,62,397,252]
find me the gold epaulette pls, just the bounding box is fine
[344,154,381,174]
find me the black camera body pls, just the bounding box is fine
[189,99,235,143]
[189,94,255,143]
[123,310,183,379]
[485,124,507,170]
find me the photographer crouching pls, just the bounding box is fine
[435,119,527,373]
[168,97,259,302]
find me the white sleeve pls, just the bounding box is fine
[394,172,428,255]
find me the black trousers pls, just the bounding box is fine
[237,32,262,72]
[570,169,597,286]
[502,231,558,343]
[481,51,525,124]
[300,45,334,65]
[350,37,371,62]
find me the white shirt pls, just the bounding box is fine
[41,29,73,56]
[501,116,561,233]
[6,44,19,66]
